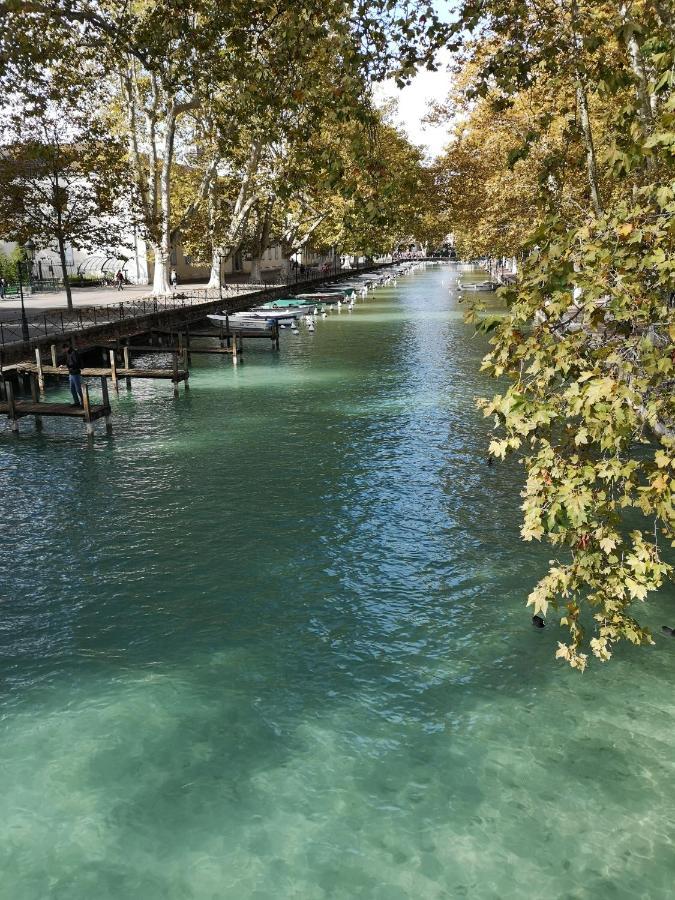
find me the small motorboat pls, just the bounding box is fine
[259,299,317,315]
[458,281,500,292]
[245,308,299,322]
[294,292,343,305]
[208,313,276,332]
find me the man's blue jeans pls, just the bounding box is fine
[69,374,83,405]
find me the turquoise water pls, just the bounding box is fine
[1,266,673,899]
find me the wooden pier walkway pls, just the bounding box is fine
[0,375,112,435]
[16,362,188,382]
[14,348,189,398]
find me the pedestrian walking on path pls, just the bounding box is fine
[116,269,124,291]
[0,277,6,299]
[170,268,178,289]
[64,344,84,406]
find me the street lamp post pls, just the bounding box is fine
[16,240,35,342]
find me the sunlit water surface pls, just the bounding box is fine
[1,266,673,899]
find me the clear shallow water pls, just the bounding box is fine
[0,266,673,899]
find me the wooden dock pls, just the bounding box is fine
[151,324,279,352]
[15,348,189,398]
[0,375,112,435]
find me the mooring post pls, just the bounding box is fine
[172,352,179,398]
[100,376,113,435]
[109,349,119,393]
[232,332,238,365]
[123,345,132,390]
[185,324,192,364]
[50,343,58,367]
[29,372,42,431]
[35,347,45,394]
[182,346,190,391]
[6,379,18,432]
[274,322,280,351]
[82,383,94,436]
[219,322,225,348]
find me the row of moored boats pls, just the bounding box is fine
[208,263,423,332]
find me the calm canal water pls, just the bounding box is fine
[0,266,673,899]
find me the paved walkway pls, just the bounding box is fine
[0,283,212,322]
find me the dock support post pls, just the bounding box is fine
[232,333,238,365]
[82,384,94,436]
[6,380,18,432]
[219,322,225,348]
[35,347,45,394]
[29,373,42,431]
[109,349,119,393]
[185,325,192,364]
[100,376,113,435]
[50,343,57,367]
[123,345,132,390]
[182,347,190,391]
[172,352,179,398]
[274,323,280,351]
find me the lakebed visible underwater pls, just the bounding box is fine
[0,265,673,899]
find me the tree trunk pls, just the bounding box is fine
[576,79,603,216]
[207,253,221,290]
[250,257,264,282]
[152,105,176,295]
[56,232,73,311]
[151,243,170,294]
[620,5,654,126]
[280,257,293,280]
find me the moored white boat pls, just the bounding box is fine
[208,313,279,331]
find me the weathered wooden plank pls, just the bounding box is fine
[14,362,188,381]
[0,401,110,420]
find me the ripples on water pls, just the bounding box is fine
[0,267,673,899]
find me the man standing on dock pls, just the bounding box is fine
[64,344,84,407]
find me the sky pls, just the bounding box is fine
[373,48,453,159]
